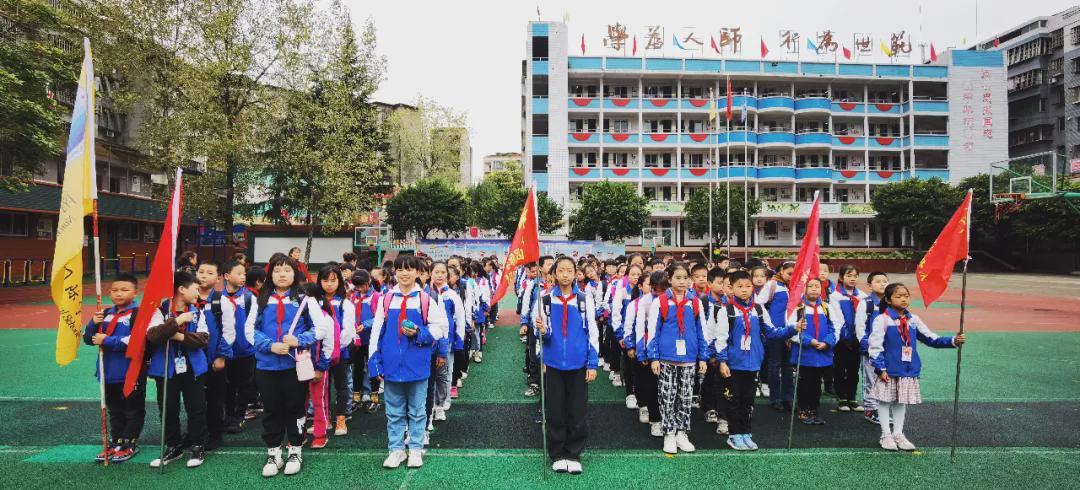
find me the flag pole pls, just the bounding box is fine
[159,338,170,474]
[949,189,973,463]
[92,201,109,465]
[725,77,732,258]
[742,91,749,261]
[537,324,548,480]
[708,88,715,263]
[787,307,805,449]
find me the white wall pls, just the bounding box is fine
[253,237,353,264]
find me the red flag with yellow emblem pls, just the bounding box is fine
[916,190,972,307]
[492,186,540,304]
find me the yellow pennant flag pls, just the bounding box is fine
[880,40,894,58]
[51,38,98,366]
[708,98,717,124]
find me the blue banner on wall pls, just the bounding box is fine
[417,239,625,261]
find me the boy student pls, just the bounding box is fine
[712,270,802,450]
[759,261,796,412]
[221,260,258,433]
[194,261,234,451]
[700,267,728,435]
[369,255,449,470]
[521,256,555,397]
[533,256,599,475]
[147,271,212,469]
[84,273,145,463]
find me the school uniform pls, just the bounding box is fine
[786,298,843,413]
[757,280,794,404]
[252,293,327,449]
[309,296,354,439]
[698,293,726,420]
[221,287,258,423]
[351,289,380,401]
[197,290,235,446]
[532,285,599,463]
[434,284,466,407]
[519,278,548,388]
[424,285,452,427]
[644,290,709,435]
[867,308,956,405]
[831,285,870,405]
[711,297,796,436]
[368,284,449,453]
[855,294,884,411]
[629,294,661,423]
[145,301,212,449]
[82,305,145,446]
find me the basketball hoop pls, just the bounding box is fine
[993,193,1024,222]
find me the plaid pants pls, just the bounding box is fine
[659,364,695,434]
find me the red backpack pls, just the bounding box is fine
[656,292,701,323]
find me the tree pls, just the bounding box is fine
[682,185,761,246]
[383,95,468,186]
[870,177,959,249]
[386,178,467,239]
[468,163,562,237]
[259,10,390,262]
[568,180,649,241]
[0,0,76,191]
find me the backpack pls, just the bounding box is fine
[722,302,766,345]
[208,290,223,329]
[541,291,588,329]
[379,290,432,325]
[656,293,701,323]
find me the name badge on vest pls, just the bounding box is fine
[675,339,687,356]
[740,334,752,351]
[901,346,913,363]
[174,355,188,374]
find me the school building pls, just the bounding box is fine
[522,21,1009,249]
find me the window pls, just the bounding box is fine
[143,224,159,243]
[868,222,878,241]
[35,217,54,240]
[1008,69,1045,93]
[762,187,779,201]
[605,152,630,167]
[683,153,706,167]
[682,86,705,98]
[835,188,850,203]
[606,86,631,98]
[1071,86,1080,104]
[644,153,673,168]
[763,221,779,240]
[531,36,548,59]
[835,221,850,240]
[570,119,597,132]
[130,174,142,194]
[532,76,549,97]
[644,85,674,98]
[572,152,597,166]
[570,83,598,97]
[643,186,657,201]
[1060,117,1067,131]
[118,222,140,241]
[795,221,807,240]
[532,155,548,172]
[1071,25,1080,45]
[683,119,705,133]
[645,119,674,133]
[605,119,630,133]
[1049,57,1063,76]
[532,114,548,135]
[0,212,29,236]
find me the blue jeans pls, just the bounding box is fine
[765,339,794,403]
[383,379,429,451]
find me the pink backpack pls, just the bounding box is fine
[379,291,432,325]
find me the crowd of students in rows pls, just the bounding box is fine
[87,247,506,477]
[513,253,966,474]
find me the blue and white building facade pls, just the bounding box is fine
[523,21,1009,248]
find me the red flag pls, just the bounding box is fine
[632,35,637,56]
[123,168,183,395]
[785,193,822,319]
[580,34,585,55]
[710,35,720,55]
[760,37,769,58]
[993,37,999,48]
[930,43,938,62]
[492,186,540,305]
[916,190,972,307]
[842,46,852,60]
[725,78,733,121]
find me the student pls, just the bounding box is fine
[243,265,267,419]
[430,262,466,421]
[309,266,354,448]
[758,261,795,412]
[342,252,358,267]
[520,256,555,397]
[712,270,801,451]
[787,277,843,425]
[176,250,197,275]
[84,273,145,463]
[856,272,889,423]
[246,266,266,297]
[645,264,709,455]
[484,259,501,329]
[369,255,449,470]
[147,271,211,469]
[584,263,616,385]
[613,265,643,410]
[625,271,660,435]
[447,265,470,398]
[831,265,869,412]
[533,257,599,475]
[254,256,329,477]
[467,262,490,363]
[221,261,258,433]
[700,268,727,434]
[350,270,382,413]
[194,260,233,451]
[288,247,311,283]
[868,283,966,451]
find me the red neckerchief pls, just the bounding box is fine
[730,299,754,340]
[672,290,689,337]
[173,305,190,333]
[326,297,341,361]
[840,285,860,311]
[556,293,571,336]
[810,302,821,339]
[694,286,709,299]
[246,286,259,296]
[271,294,287,340]
[891,308,911,345]
[396,290,418,340]
[101,307,135,336]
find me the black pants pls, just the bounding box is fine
[105,380,146,443]
[543,367,588,462]
[204,367,228,441]
[225,355,257,419]
[833,341,861,402]
[425,353,438,418]
[797,365,826,411]
[153,371,206,448]
[621,350,635,396]
[525,325,540,386]
[352,346,381,397]
[255,368,308,448]
[329,361,350,416]
[723,370,758,435]
[634,361,660,422]
[701,362,721,414]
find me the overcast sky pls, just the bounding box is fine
[348,0,1076,181]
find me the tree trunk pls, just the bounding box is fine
[305,213,314,265]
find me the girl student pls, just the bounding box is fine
[645,264,709,454]
[532,256,599,475]
[466,261,490,363]
[253,255,332,477]
[449,265,471,398]
[350,269,382,413]
[830,265,870,412]
[308,266,355,448]
[623,269,661,434]
[786,277,844,426]
[613,264,644,411]
[429,262,466,419]
[855,272,889,423]
[483,258,501,329]
[868,283,966,451]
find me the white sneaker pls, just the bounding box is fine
[423,432,430,446]
[607,371,615,381]
[756,386,762,397]
[283,446,302,475]
[461,372,468,380]
[262,447,284,477]
[663,434,677,454]
[603,362,612,372]
[704,409,718,423]
[407,450,424,468]
[880,434,898,451]
[552,459,569,473]
[760,384,771,398]
[566,460,583,474]
[476,352,483,362]
[625,394,638,409]
[383,450,408,468]
[433,408,447,421]
[638,407,650,424]
[675,431,696,452]
[893,433,917,451]
[716,419,729,435]
[612,374,623,387]
[650,422,663,437]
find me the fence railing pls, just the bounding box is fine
[2,253,151,287]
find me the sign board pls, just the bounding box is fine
[416,239,625,261]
